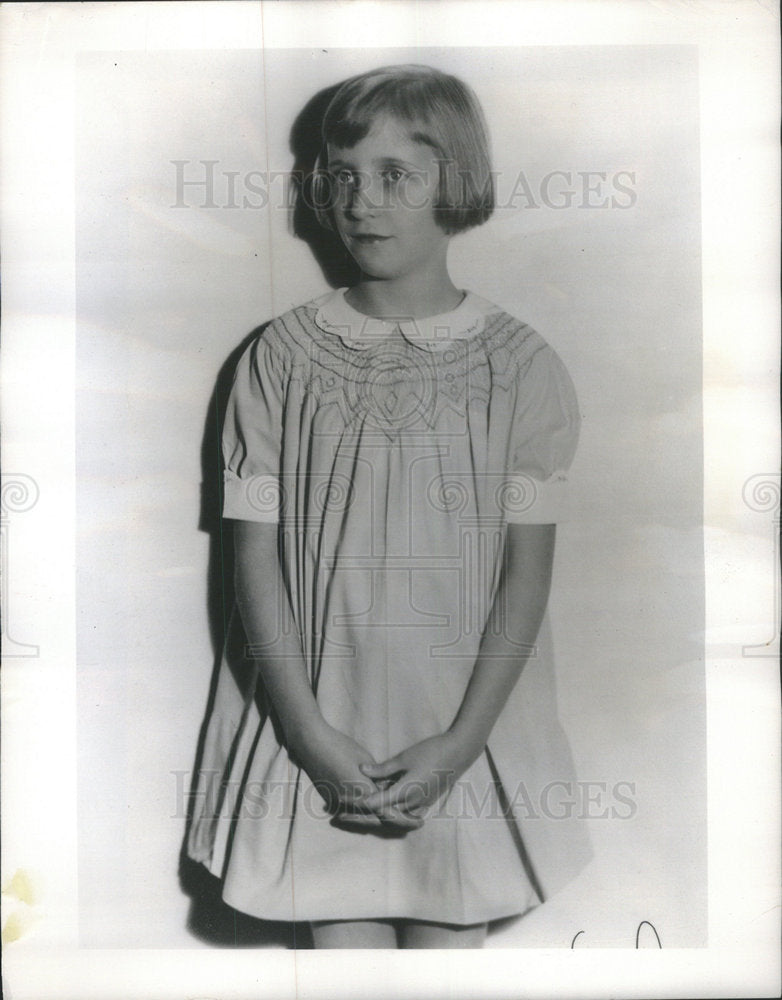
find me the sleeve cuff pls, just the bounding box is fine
[501,471,572,524]
[222,471,280,523]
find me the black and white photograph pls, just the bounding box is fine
[77,43,706,950]
[1,2,779,997]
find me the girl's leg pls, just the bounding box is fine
[400,919,487,949]
[310,919,398,949]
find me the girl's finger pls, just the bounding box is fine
[364,782,424,813]
[334,776,381,806]
[332,813,382,828]
[331,807,421,831]
[359,758,405,780]
[331,792,425,830]
[379,806,424,830]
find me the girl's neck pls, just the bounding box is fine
[345,271,463,320]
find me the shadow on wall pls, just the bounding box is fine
[180,326,316,948]
[179,856,314,948]
[288,80,362,289]
[178,76,361,949]
[176,324,274,947]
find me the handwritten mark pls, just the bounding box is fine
[571,920,662,948]
[635,919,662,948]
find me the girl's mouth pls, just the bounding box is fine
[350,234,391,246]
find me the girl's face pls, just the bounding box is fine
[327,116,449,282]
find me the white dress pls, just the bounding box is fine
[187,289,592,924]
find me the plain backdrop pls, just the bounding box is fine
[74,45,705,948]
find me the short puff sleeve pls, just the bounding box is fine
[504,344,581,524]
[221,333,287,523]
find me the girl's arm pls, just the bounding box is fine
[234,520,420,827]
[448,522,556,753]
[234,520,322,743]
[358,524,556,816]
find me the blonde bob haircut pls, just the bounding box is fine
[313,65,494,235]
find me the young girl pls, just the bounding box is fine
[188,64,591,949]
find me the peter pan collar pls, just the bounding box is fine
[313,287,494,351]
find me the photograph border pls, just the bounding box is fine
[1,2,779,998]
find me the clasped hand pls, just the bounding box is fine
[302,723,477,832]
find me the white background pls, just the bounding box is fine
[1,2,779,998]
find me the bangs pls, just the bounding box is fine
[324,76,440,152]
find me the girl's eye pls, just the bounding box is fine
[334,169,354,185]
[382,167,405,184]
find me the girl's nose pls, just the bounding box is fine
[345,174,379,219]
